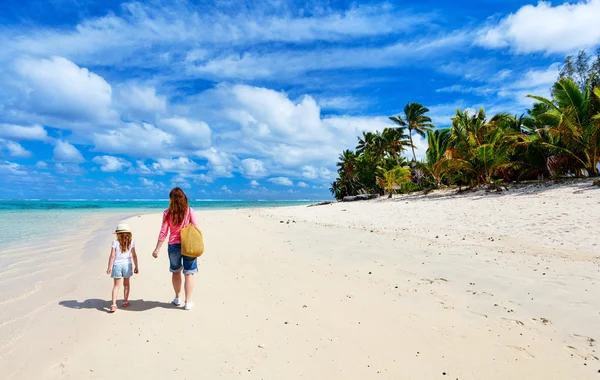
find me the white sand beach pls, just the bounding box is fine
[2,181,599,379]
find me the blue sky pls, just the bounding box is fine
[1,0,599,200]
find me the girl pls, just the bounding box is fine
[106,223,139,312]
[152,187,199,311]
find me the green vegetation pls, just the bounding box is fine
[330,50,600,200]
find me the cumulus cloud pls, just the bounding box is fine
[140,178,155,187]
[268,177,293,186]
[477,0,600,54]
[0,124,49,141]
[92,155,132,172]
[221,185,232,194]
[240,158,267,178]
[53,140,84,162]
[35,161,48,169]
[0,139,32,158]
[116,84,167,120]
[195,148,236,178]
[13,56,117,125]
[159,117,212,149]
[93,122,174,157]
[297,181,309,188]
[152,157,202,173]
[250,180,260,187]
[54,163,85,175]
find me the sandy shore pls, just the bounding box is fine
[2,181,599,379]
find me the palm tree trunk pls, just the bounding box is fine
[409,129,417,162]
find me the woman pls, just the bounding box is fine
[152,187,199,310]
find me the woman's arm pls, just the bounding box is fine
[152,240,164,258]
[189,207,199,229]
[154,212,169,258]
[132,247,139,273]
[106,247,116,274]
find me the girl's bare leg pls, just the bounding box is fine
[111,279,122,306]
[123,277,130,302]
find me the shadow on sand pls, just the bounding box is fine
[59,299,176,313]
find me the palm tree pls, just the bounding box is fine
[381,126,411,166]
[443,108,519,187]
[389,103,435,162]
[419,128,450,188]
[528,77,600,176]
[376,166,412,198]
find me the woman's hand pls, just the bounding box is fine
[152,249,159,258]
[134,267,139,274]
[106,268,112,275]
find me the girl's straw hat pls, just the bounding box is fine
[114,223,132,234]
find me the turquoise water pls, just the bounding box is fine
[0,200,318,247]
[0,199,318,211]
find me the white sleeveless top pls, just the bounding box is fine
[112,240,135,265]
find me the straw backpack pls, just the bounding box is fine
[180,207,204,258]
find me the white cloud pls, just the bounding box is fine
[140,178,155,187]
[221,185,232,194]
[92,155,131,172]
[35,161,48,169]
[297,181,309,188]
[189,32,469,80]
[54,163,85,175]
[318,96,367,111]
[0,124,49,141]
[171,175,191,189]
[195,148,236,178]
[0,161,26,175]
[53,140,84,162]
[268,177,293,186]
[159,117,212,149]
[13,56,117,125]
[153,157,202,173]
[477,0,600,54]
[301,165,333,180]
[1,3,434,67]
[0,139,32,158]
[250,180,260,187]
[240,158,267,178]
[93,122,174,157]
[116,84,167,120]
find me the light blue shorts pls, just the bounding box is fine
[111,263,133,279]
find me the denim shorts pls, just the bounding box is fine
[168,244,198,274]
[111,263,133,279]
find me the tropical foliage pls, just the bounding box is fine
[330,50,600,200]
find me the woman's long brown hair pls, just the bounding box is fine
[116,232,132,252]
[168,187,188,226]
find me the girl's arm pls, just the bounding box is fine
[153,212,169,258]
[132,247,139,274]
[106,247,116,274]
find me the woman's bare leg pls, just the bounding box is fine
[172,271,182,299]
[184,274,194,303]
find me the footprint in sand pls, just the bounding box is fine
[507,345,535,359]
[565,345,599,361]
[530,317,552,325]
[571,334,596,347]
[501,317,525,326]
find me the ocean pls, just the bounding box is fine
[0,199,319,248]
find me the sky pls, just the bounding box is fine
[1,0,599,200]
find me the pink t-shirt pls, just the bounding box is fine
[158,207,199,245]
